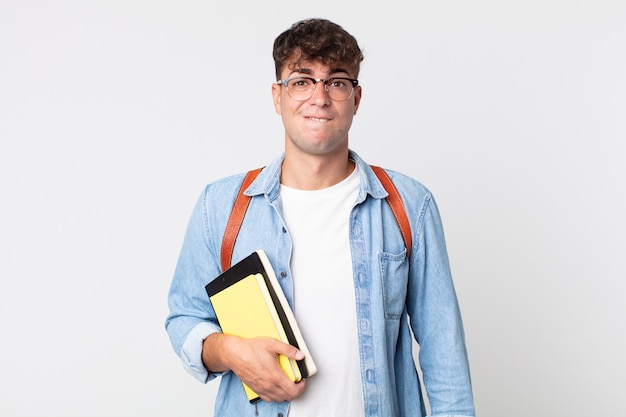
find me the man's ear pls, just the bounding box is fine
[352,85,362,115]
[272,83,282,115]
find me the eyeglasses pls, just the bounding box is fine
[276,77,359,101]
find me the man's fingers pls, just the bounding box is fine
[267,338,304,361]
[224,336,307,402]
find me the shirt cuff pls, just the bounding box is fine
[180,322,222,383]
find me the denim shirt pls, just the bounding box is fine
[166,150,475,417]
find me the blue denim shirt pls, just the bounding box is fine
[166,150,475,417]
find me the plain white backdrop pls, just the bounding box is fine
[1,1,624,416]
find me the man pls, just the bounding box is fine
[166,18,475,417]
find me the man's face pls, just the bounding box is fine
[272,59,362,159]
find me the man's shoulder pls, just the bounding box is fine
[374,166,432,198]
[351,150,432,198]
[201,155,283,196]
[190,172,254,214]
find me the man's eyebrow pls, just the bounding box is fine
[329,67,351,75]
[288,68,313,77]
[288,67,351,77]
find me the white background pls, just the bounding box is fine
[1,1,624,416]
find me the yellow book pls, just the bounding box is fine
[206,250,317,403]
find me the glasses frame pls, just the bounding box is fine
[276,76,359,102]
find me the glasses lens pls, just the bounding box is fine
[325,78,354,101]
[287,78,314,101]
[285,77,355,101]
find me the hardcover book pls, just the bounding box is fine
[205,250,317,403]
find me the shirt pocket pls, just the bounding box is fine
[378,250,409,320]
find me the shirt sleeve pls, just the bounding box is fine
[179,322,223,383]
[408,192,476,416]
[165,187,225,383]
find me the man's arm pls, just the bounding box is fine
[408,193,475,416]
[167,183,307,402]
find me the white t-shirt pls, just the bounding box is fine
[280,166,365,417]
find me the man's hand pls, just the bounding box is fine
[202,333,307,402]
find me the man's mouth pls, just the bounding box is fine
[307,117,330,123]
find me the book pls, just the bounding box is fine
[205,250,317,403]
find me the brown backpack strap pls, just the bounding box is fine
[370,166,413,255]
[220,165,412,270]
[220,167,263,271]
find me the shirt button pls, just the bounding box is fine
[278,414,284,417]
[280,271,287,278]
[282,227,287,233]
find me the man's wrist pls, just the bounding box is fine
[202,332,231,373]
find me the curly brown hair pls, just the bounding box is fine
[273,18,364,80]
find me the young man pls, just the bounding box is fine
[166,18,475,417]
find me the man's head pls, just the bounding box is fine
[273,18,364,80]
[271,19,363,166]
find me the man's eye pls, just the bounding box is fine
[328,79,347,88]
[291,78,311,87]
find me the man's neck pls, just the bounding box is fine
[281,151,354,191]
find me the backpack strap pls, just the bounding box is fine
[370,166,413,256]
[220,165,412,271]
[220,167,263,272]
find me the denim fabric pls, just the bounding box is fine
[165,150,475,417]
